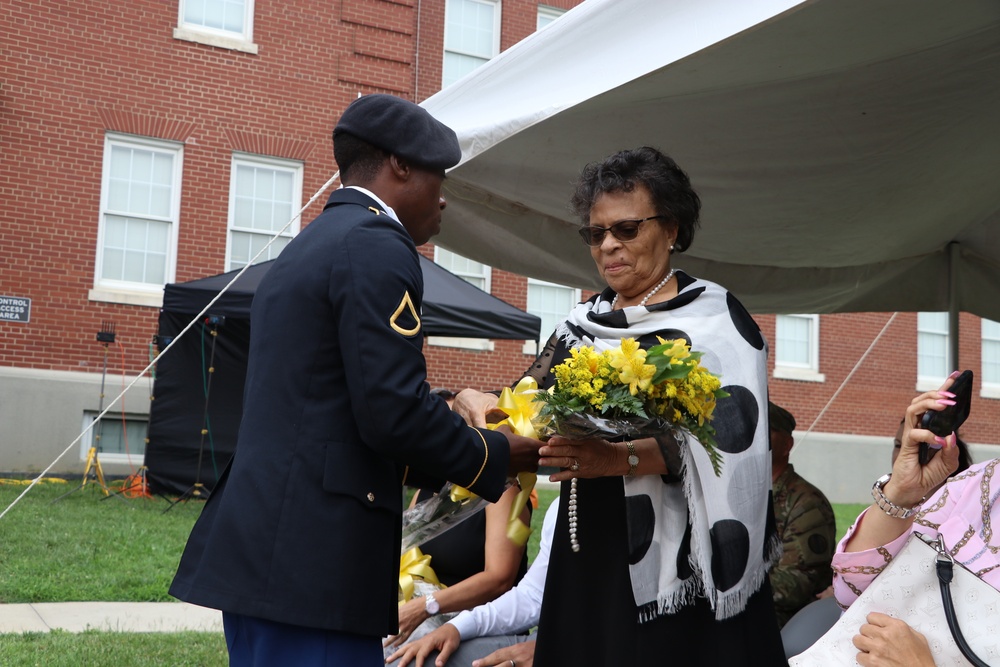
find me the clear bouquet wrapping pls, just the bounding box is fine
[399,481,494,555]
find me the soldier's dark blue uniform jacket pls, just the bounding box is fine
[169,187,510,637]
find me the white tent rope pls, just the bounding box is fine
[0,171,341,521]
[791,312,899,452]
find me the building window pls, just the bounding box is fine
[443,0,500,87]
[93,134,182,302]
[982,318,1000,397]
[524,278,578,354]
[82,412,148,464]
[430,247,494,350]
[537,4,565,30]
[175,0,257,53]
[435,247,491,292]
[917,312,950,388]
[226,154,303,271]
[773,314,824,382]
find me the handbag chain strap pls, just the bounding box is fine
[930,537,991,667]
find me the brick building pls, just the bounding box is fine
[1,0,996,500]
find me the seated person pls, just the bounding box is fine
[767,401,836,628]
[386,445,531,654]
[832,375,992,665]
[387,497,559,667]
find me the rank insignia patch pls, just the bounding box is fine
[390,290,421,336]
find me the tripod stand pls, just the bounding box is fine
[55,322,122,503]
[164,316,223,512]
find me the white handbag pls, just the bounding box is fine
[789,533,999,667]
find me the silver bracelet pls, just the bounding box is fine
[871,473,924,519]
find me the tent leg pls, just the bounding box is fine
[949,242,960,371]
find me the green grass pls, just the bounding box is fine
[0,478,867,665]
[0,630,227,666]
[0,480,204,604]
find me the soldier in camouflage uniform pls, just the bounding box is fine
[767,401,836,628]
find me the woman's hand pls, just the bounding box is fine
[538,435,620,483]
[845,376,961,553]
[386,623,461,667]
[886,376,963,507]
[539,436,668,482]
[852,612,934,667]
[472,639,536,667]
[384,597,429,649]
[452,389,500,428]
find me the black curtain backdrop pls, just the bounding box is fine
[144,257,541,495]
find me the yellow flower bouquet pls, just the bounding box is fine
[536,337,729,475]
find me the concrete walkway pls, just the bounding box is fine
[0,602,222,634]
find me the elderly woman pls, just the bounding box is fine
[832,376,993,667]
[456,147,785,665]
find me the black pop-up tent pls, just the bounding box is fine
[144,256,541,495]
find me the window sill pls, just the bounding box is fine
[773,366,826,383]
[916,377,947,392]
[88,288,162,308]
[427,336,494,352]
[980,385,1000,400]
[173,27,259,54]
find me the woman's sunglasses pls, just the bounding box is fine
[577,215,666,247]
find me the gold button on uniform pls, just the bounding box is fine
[367,492,375,503]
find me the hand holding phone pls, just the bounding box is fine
[918,370,973,464]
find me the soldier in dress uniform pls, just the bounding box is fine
[169,94,542,667]
[768,400,837,628]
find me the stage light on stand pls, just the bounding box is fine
[54,321,123,503]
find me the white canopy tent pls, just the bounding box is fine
[423,0,1000,329]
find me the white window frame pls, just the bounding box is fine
[536,4,565,30]
[429,247,494,350]
[442,0,501,88]
[174,0,258,54]
[981,318,1000,398]
[773,314,825,382]
[225,152,303,271]
[522,278,579,355]
[80,411,148,465]
[91,133,183,307]
[917,312,951,391]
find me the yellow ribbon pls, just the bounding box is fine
[398,547,442,603]
[495,377,542,440]
[449,484,478,504]
[487,377,542,547]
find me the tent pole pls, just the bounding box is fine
[949,242,960,371]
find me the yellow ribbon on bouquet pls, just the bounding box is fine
[398,547,442,603]
[488,377,542,547]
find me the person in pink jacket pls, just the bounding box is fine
[831,373,993,667]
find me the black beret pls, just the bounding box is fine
[768,401,796,435]
[333,94,461,170]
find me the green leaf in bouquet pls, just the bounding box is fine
[601,385,647,419]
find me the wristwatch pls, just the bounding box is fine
[871,473,924,519]
[625,440,638,477]
[424,593,440,616]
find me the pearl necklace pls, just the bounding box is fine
[610,267,677,309]
[570,267,677,554]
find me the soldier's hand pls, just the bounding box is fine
[495,425,541,476]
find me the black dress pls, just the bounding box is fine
[413,488,529,587]
[532,475,787,666]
